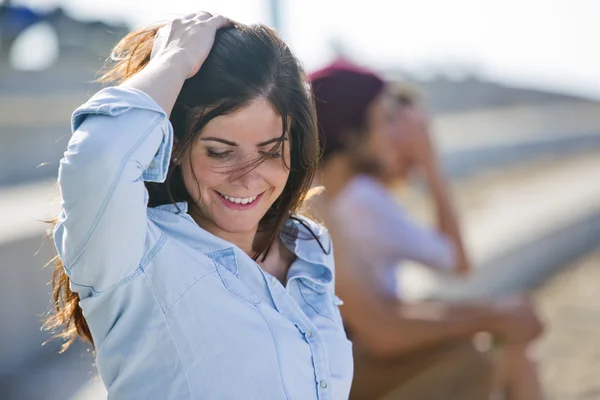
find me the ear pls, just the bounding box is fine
[171,137,181,165]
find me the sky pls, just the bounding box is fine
[9,0,600,99]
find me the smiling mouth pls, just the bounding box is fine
[215,190,265,208]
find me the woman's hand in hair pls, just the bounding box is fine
[121,12,232,115]
[150,12,232,80]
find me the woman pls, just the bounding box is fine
[308,60,543,400]
[45,13,352,399]
[328,81,471,300]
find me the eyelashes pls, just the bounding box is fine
[262,151,282,159]
[205,149,282,160]
[206,149,232,159]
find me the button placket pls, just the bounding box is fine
[262,270,333,399]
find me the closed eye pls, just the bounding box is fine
[206,149,232,159]
[260,150,282,159]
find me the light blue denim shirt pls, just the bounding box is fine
[54,87,353,399]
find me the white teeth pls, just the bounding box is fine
[219,192,259,205]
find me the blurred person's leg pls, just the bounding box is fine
[430,290,545,399]
[493,343,544,400]
[350,340,493,400]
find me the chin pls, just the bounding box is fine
[214,214,263,234]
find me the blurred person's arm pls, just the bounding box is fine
[411,109,471,275]
[336,176,455,272]
[328,220,542,358]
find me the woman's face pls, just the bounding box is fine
[179,98,291,236]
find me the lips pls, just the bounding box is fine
[217,192,259,205]
[215,190,265,210]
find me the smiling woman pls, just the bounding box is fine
[44,12,352,400]
[179,97,293,247]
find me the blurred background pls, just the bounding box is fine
[1,0,599,399]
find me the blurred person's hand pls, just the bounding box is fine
[406,107,435,165]
[150,12,232,80]
[491,294,544,345]
[389,105,435,179]
[390,103,472,274]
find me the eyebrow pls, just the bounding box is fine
[200,136,288,147]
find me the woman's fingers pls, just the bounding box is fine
[150,25,170,60]
[149,11,233,78]
[193,11,214,22]
[206,14,233,29]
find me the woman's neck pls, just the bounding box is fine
[318,156,358,201]
[188,207,294,284]
[189,209,258,256]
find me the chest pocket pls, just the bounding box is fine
[297,279,343,325]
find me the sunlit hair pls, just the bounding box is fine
[45,21,323,351]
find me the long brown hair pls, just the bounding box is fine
[45,21,321,351]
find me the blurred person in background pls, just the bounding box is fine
[44,12,352,399]
[385,83,545,400]
[309,59,544,400]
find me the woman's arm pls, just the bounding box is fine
[329,221,542,357]
[412,114,471,274]
[54,13,231,293]
[421,140,471,274]
[55,87,174,292]
[336,177,456,272]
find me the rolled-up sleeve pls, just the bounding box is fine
[54,87,173,293]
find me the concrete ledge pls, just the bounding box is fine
[411,210,600,302]
[399,152,600,301]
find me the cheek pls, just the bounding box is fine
[371,131,396,164]
[267,144,291,189]
[180,157,224,200]
[262,159,291,193]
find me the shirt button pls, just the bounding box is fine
[269,276,277,286]
[149,160,156,169]
[305,330,313,339]
[320,380,328,389]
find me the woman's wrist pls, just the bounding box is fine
[151,50,193,81]
[121,53,188,116]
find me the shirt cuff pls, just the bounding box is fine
[71,86,174,183]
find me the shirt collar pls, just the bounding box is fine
[281,215,333,287]
[150,203,334,286]
[152,201,189,214]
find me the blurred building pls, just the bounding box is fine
[0,3,126,186]
[401,74,585,114]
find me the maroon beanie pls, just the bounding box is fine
[309,59,385,161]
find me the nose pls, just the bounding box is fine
[230,163,262,190]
